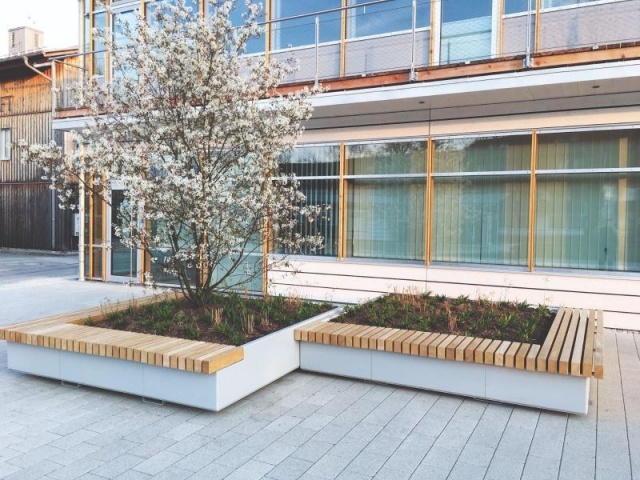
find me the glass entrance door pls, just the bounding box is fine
[108,189,140,282]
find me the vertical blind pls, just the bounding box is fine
[275,130,640,273]
[432,136,531,266]
[346,141,426,261]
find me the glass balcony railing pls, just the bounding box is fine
[55,0,640,112]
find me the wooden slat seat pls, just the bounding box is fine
[0,297,243,375]
[294,307,604,379]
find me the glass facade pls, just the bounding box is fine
[432,136,531,266]
[272,0,342,49]
[279,145,340,256]
[535,131,640,272]
[267,131,640,274]
[347,0,430,38]
[346,142,426,261]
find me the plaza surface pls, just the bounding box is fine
[0,253,638,480]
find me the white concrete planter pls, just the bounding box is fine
[299,341,590,414]
[6,307,343,411]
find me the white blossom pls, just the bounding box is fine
[21,0,324,305]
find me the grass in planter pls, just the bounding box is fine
[334,292,554,344]
[91,293,332,346]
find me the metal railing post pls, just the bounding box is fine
[410,0,417,80]
[315,16,320,87]
[525,0,533,67]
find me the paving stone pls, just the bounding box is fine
[421,445,460,472]
[522,454,562,480]
[372,466,412,480]
[345,451,387,477]
[254,441,297,466]
[292,440,334,463]
[185,461,234,480]
[5,459,61,480]
[161,422,204,441]
[90,453,145,478]
[7,445,65,468]
[485,455,525,480]
[113,470,151,480]
[47,457,105,480]
[312,425,351,445]
[148,465,192,479]
[409,464,449,480]
[126,437,176,460]
[305,453,351,480]
[335,471,371,480]
[265,457,313,480]
[493,425,535,465]
[132,451,183,476]
[224,459,274,480]
[456,443,495,467]
[49,443,101,466]
[279,426,318,447]
[299,413,335,432]
[165,434,211,455]
[558,452,595,480]
[267,415,304,434]
[447,460,487,480]
[360,434,403,458]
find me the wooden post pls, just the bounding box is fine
[618,137,628,270]
[338,142,346,260]
[527,130,538,272]
[425,137,433,265]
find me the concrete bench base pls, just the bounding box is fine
[300,342,590,414]
[6,308,342,411]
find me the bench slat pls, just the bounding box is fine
[559,309,580,375]
[537,307,567,372]
[547,309,572,373]
[571,310,588,376]
[594,310,605,379]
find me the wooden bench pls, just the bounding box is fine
[0,296,243,375]
[294,307,604,379]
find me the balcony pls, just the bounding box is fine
[53,0,640,116]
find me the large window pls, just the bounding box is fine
[535,131,640,272]
[0,128,11,160]
[279,145,340,256]
[208,1,265,54]
[432,135,531,266]
[346,141,427,261]
[440,0,492,63]
[347,0,430,38]
[272,0,342,50]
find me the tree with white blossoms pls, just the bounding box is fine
[22,0,325,306]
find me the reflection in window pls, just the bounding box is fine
[279,145,339,256]
[542,0,597,8]
[504,0,532,14]
[535,131,640,272]
[347,0,431,38]
[346,142,426,261]
[432,136,531,266]
[272,0,341,49]
[440,0,492,64]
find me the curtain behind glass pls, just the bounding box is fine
[432,136,531,266]
[346,142,426,261]
[535,131,640,272]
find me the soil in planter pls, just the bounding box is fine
[90,293,333,346]
[334,293,555,344]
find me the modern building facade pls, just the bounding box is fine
[54,0,640,328]
[0,33,79,252]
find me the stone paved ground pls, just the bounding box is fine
[0,329,638,480]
